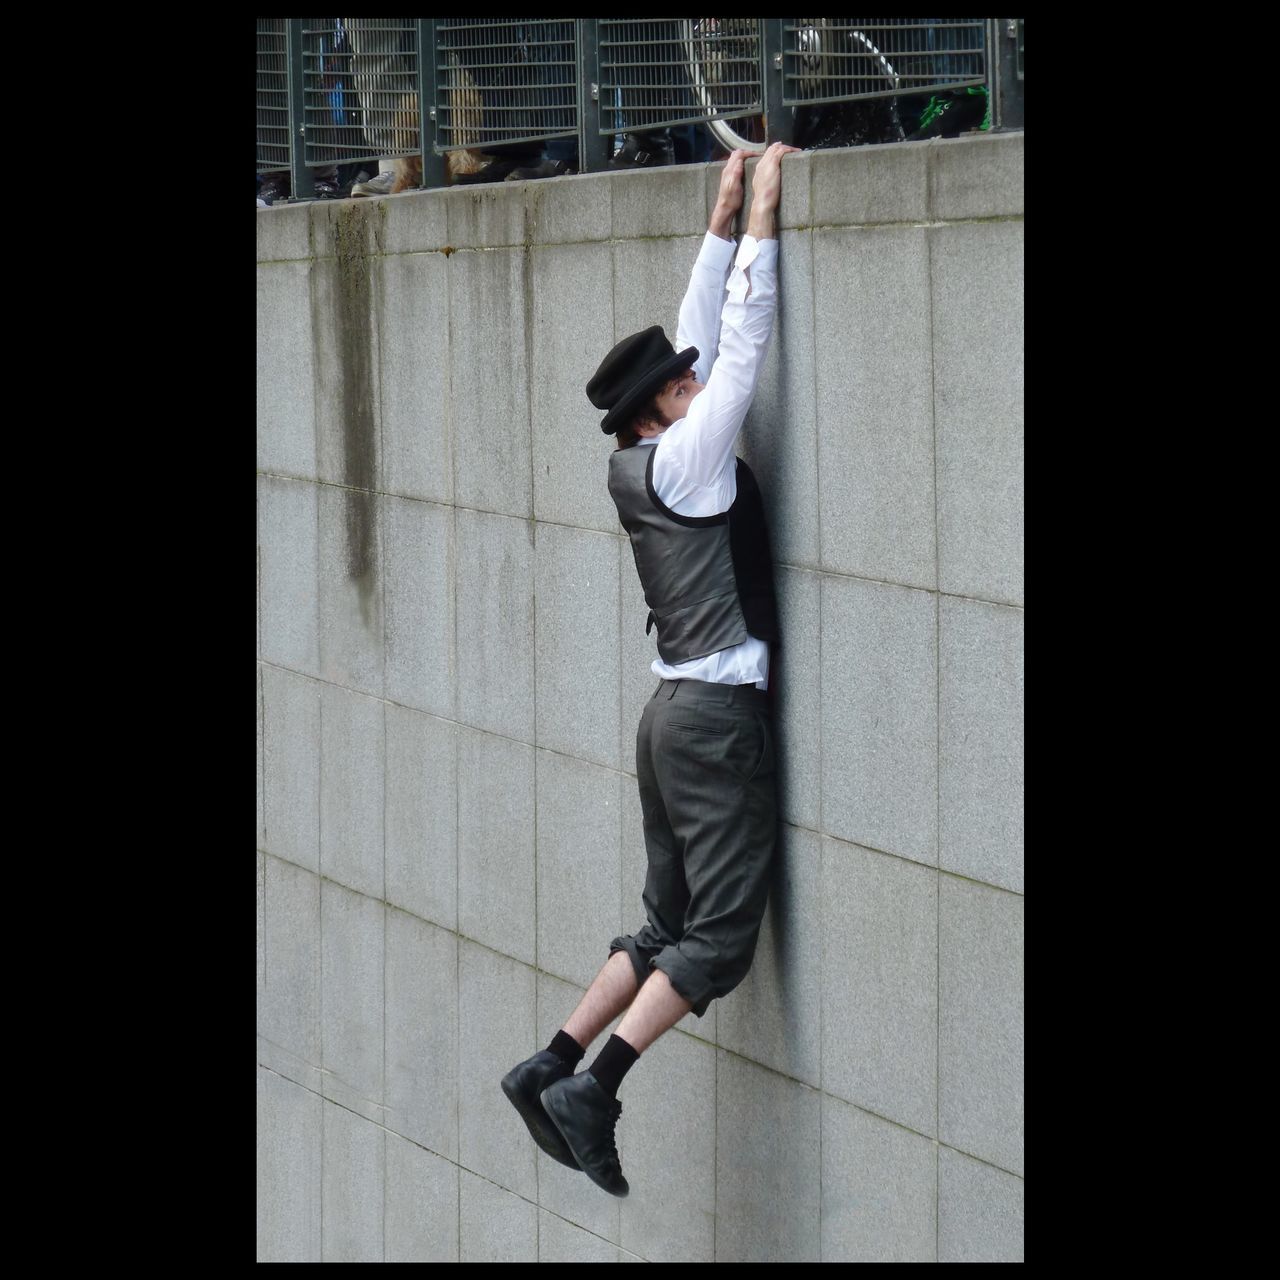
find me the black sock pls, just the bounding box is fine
[546,1029,586,1067]
[587,1033,640,1098]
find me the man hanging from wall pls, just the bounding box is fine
[502,141,801,1197]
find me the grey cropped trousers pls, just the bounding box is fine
[610,677,777,1017]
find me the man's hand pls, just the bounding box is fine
[746,141,802,241]
[708,149,747,242]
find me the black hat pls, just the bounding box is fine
[586,326,699,435]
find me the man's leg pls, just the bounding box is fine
[614,968,691,1054]
[562,949,640,1050]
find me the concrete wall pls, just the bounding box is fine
[257,131,1023,1263]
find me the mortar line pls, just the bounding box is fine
[927,217,943,1264]
[381,674,388,1263]
[809,203,824,1264]
[316,686,324,1262]
[443,229,463,1255]
[262,470,1022,608]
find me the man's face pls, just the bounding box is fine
[652,368,705,430]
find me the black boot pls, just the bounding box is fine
[540,1071,629,1196]
[609,131,674,169]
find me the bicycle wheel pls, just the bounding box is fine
[682,18,767,153]
[684,20,904,151]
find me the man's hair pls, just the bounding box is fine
[613,373,687,449]
[614,391,664,450]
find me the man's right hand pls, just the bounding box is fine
[750,141,802,215]
[745,141,801,241]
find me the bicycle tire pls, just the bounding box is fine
[682,19,768,154]
[684,20,902,152]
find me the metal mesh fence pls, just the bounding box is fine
[782,18,985,106]
[256,19,290,172]
[433,20,577,153]
[599,19,762,135]
[303,18,420,166]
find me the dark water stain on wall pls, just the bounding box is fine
[330,203,378,631]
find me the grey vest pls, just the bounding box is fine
[608,443,779,666]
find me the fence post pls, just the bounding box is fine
[417,19,447,189]
[286,19,315,199]
[576,19,609,172]
[762,18,789,145]
[989,18,1024,131]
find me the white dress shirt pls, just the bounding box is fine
[639,230,779,690]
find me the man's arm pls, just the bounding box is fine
[674,151,747,384]
[657,143,801,513]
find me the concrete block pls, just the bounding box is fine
[811,141,928,227]
[536,751,623,990]
[939,597,1024,892]
[821,1094,936,1261]
[938,1146,1024,1262]
[530,242,619,535]
[618,536,661,775]
[458,939,538,1199]
[385,1134,459,1262]
[709,149,813,233]
[939,876,1023,1175]
[618,767,711,1043]
[261,666,320,871]
[717,825,821,1087]
[320,683,384,899]
[308,214,384,490]
[929,131,1024,221]
[772,567,820,831]
[256,199,312,262]
[257,667,266,846]
[932,220,1024,605]
[612,165,706,240]
[448,248,532,517]
[821,838,937,1134]
[539,1212,622,1262]
[385,909,459,1162]
[617,1027,716,1263]
[612,235,704,345]
[457,727,536,964]
[459,1170,537,1262]
[258,476,319,676]
[379,187,449,255]
[383,495,455,719]
[534,522,621,769]
[257,851,266,989]
[257,262,317,479]
[455,509,535,742]
[527,170,611,246]
[446,182,529,250]
[814,226,936,589]
[320,880,384,1123]
[257,1066,321,1262]
[385,705,457,930]
[715,1051,820,1262]
[739,227,819,571]
[534,972,622,1243]
[378,252,453,505]
[318,482,384,697]
[259,855,321,1070]
[820,576,938,863]
[321,1101,384,1262]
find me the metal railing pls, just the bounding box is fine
[434,20,578,152]
[599,19,763,135]
[781,19,985,108]
[257,18,1022,195]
